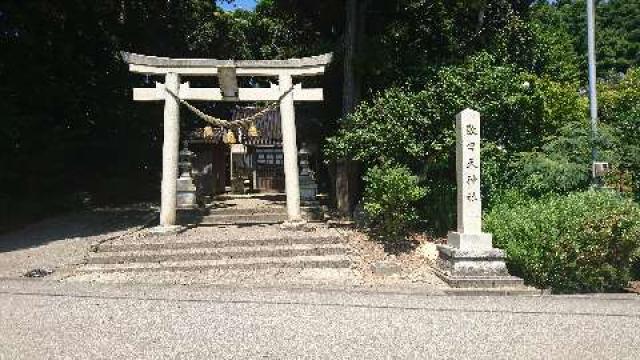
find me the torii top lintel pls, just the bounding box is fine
[122,52,332,77]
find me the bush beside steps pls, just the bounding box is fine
[485,190,640,294]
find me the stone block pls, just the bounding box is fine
[147,225,185,235]
[370,261,401,276]
[435,244,526,288]
[447,231,493,251]
[299,182,318,201]
[177,175,198,209]
[301,205,323,221]
[177,192,197,209]
[436,245,508,277]
[177,177,196,192]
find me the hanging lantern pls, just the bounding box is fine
[223,128,236,144]
[203,126,214,139]
[247,122,260,138]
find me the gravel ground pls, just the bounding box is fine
[342,229,448,289]
[0,207,155,279]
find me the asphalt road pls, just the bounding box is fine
[0,280,638,359]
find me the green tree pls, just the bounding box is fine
[551,0,640,75]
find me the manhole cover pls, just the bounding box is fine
[24,268,53,278]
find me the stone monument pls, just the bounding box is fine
[435,109,524,288]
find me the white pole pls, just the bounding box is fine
[279,73,302,222]
[160,72,180,226]
[586,0,599,175]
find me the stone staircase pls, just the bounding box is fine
[70,194,350,283]
[197,207,289,226]
[174,192,324,226]
[76,226,351,275]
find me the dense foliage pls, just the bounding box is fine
[547,0,640,75]
[485,191,640,293]
[599,68,640,199]
[362,164,426,241]
[325,52,588,233]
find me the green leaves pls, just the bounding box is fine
[485,190,640,293]
[362,164,427,242]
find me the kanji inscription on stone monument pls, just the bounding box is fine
[445,108,493,250]
[456,109,482,234]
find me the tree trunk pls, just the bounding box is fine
[342,0,357,115]
[337,0,361,217]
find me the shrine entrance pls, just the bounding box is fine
[186,107,286,196]
[123,52,332,230]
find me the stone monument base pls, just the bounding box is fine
[435,244,525,288]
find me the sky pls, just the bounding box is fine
[219,0,258,11]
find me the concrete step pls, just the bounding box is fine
[88,244,349,264]
[213,193,285,201]
[78,255,352,273]
[206,207,287,216]
[98,235,345,253]
[199,213,288,225]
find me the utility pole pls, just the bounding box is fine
[586,0,599,184]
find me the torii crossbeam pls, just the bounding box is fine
[123,52,332,231]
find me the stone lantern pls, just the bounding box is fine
[176,141,198,209]
[298,144,318,203]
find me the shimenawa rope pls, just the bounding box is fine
[164,85,295,128]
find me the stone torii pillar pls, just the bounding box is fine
[160,72,181,228]
[122,52,331,230]
[278,73,302,222]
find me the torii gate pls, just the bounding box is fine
[123,52,332,231]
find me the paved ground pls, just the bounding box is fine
[0,279,638,359]
[0,208,154,279]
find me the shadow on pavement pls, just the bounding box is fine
[0,208,155,253]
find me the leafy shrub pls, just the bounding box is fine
[481,142,515,209]
[488,121,625,202]
[600,67,640,200]
[363,164,426,241]
[325,53,586,234]
[325,53,585,170]
[485,190,640,293]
